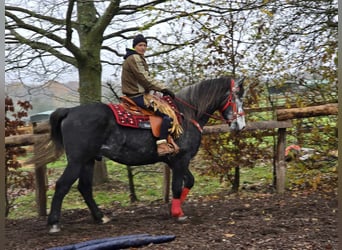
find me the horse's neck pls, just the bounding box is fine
[176,101,212,130]
[198,115,211,127]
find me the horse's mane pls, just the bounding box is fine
[176,76,232,120]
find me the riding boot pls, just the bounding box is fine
[156,139,175,156]
[168,136,180,154]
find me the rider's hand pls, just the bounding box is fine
[162,88,175,99]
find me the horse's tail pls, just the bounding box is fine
[25,108,69,167]
[50,108,69,153]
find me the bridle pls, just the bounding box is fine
[174,79,244,133]
[219,79,245,123]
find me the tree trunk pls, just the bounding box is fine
[79,61,108,184]
[78,55,102,104]
[93,159,108,186]
[77,43,107,184]
[77,0,103,104]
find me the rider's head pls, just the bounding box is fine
[133,34,147,55]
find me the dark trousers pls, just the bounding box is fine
[131,95,171,140]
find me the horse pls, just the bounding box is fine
[36,76,246,233]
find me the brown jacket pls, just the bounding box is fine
[121,48,166,97]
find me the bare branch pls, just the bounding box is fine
[5,5,66,25]
[8,29,77,66]
[65,0,75,47]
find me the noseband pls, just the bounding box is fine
[219,79,244,124]
[220,81,237,116]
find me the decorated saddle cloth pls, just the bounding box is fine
[107,94,183,138]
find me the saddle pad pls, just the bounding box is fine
[107,103,149,128]
[107,96,182,131]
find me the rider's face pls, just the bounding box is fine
[134,42,147,55]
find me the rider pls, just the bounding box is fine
[121,34,179,156]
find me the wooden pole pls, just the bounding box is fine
[126,165,138,202]
[276,128,286,193]
[33,122,47,216]
[5,133,48,146]
[202,120,292,134]
[163,166,170,203]
[34,162,47,216]
[276,103,338,121]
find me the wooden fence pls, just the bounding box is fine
[5,103,337,215]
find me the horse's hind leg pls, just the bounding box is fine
[48,162,81,233]
[78,160,110,224]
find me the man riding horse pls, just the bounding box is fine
[121,34,180,156]
[32,33,246,233]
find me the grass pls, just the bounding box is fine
[7,158,276,220]
[241,164,274,186]
[9,154,336,219]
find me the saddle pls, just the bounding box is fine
[107,95,182,138]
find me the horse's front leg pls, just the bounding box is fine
[171,167,194,219]
[180,168,194,203]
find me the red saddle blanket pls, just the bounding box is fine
[107,103,150,128]
[107,96,181,129]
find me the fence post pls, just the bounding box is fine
[33,122,47,216]
[163,166,170,203]
[276,128,286,193]
[126,165,138,202]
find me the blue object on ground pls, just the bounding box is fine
[47,234,176,250]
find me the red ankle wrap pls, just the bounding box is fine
[180,188,190,203]
[171,198,184,217]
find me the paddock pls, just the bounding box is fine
[5,102,337,216]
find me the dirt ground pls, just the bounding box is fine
[5,188,337,250]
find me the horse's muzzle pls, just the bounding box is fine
[230,114,246,131]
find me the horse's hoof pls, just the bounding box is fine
[101,215,111,224]
[49,224,61,234]
[176,216,188,222]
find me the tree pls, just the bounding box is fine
[251,0,337,104]
[5,0,221,184]
[6,0,337,106]
[5,0,230,102]
[6,0,337,191]
[183,0,337,191]
[4,0,244,194]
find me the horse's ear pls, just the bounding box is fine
[236,76,246,87]
[236,77,246,98]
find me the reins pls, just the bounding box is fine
[174,97,227,122]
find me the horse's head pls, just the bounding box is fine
[220,77,246,131]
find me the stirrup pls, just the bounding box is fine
[157,139,175,156]
[168,136,180,154]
